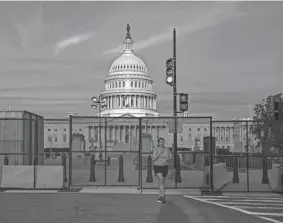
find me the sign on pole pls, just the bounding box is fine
[169,118,183,133]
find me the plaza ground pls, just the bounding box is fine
[0,193,275,223]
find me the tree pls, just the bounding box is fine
[251,93,283,155]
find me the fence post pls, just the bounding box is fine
[138,117,142,192]
[209,117,214,191]
[176,155,182,183]
[118,155,124,182]
[68,115,73,189]
[246,121,250,192]
[4,156,8,165]
[262,156,269,184]
[104,118,107,186]
[232,156,239,183]
[62,154,67,183]
[89,155,96,182]
[33,157,37,189]
[146,155,153,183]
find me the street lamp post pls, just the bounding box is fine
[91,96,107,162]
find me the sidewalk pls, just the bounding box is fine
[78,186,202,195]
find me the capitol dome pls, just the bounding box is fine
[99,24,158,117]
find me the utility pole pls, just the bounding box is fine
[173,29,178,187]
[165,29,188,187]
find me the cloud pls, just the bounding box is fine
[54,32,95,56]
[103,2,245,55]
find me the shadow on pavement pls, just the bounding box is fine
[156,200,189,223]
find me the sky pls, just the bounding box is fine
[0,1,282,119]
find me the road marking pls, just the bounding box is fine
[208,199,283,203]
[194,196,283,200]
[259,217,283,223]
[236,206,283,210]
[219,202,283,206]
[184,196,283,222]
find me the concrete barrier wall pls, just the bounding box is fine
[270,163,283,192]
[0,165,34,188]
[36,166,64,189]
[204,163,229,191]
[0,165,64,189]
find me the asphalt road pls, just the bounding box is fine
[0,193,273,223]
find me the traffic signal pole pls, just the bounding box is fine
[173,29,178,188]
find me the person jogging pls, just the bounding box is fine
[152,137,172,204]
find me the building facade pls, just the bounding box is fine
[44,25,259,154]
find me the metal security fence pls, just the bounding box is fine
[0,116,282,193]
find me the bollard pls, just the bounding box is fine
[4,156,8,165]
[262,157,269,184]
[232,156,239,183]
[118,155,124,182]
[176,155,182,183]
[107,156,110,166]
[89,155,96,182]
[146,155,153,183]
[62,154,67,183]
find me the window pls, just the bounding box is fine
[119,82,121,87]
[189,128,191,131]
[48,129,51,131]
[131,82,133,87]
[221,137,223,141]
[48,136,52,142]
[79,128,82,131]
[64,129,66,132]
[123,82,125,87]
[226,128,229,132]
[139,82,141,88]
[204,128,207,131]
[135,82,137,88]
[226,137,229,142]
[197,128,200,131]
[180,136,183,142]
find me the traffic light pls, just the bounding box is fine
[166,58,175,86]
[179,93,188,112]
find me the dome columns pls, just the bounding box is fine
[103,94,157,110]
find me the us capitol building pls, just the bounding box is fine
[44,25,259,154]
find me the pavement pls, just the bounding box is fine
[0,191,281,223]
[184,193,283,223]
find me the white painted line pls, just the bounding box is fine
[219,202,283,206]
[207,199,283,203]
[185,196,283,217]
[195,196,283,200]
[235,206,283,210]
[184,195,254,215]
[250,212,283,217]
[259,216,283,223]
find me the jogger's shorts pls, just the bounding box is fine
[153,165,169,178]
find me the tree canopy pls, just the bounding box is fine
[251,93,283,155]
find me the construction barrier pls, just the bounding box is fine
[0,165,64,189]
[270,163,283,192]
[0,165,34,188]
[36,166,64,189]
